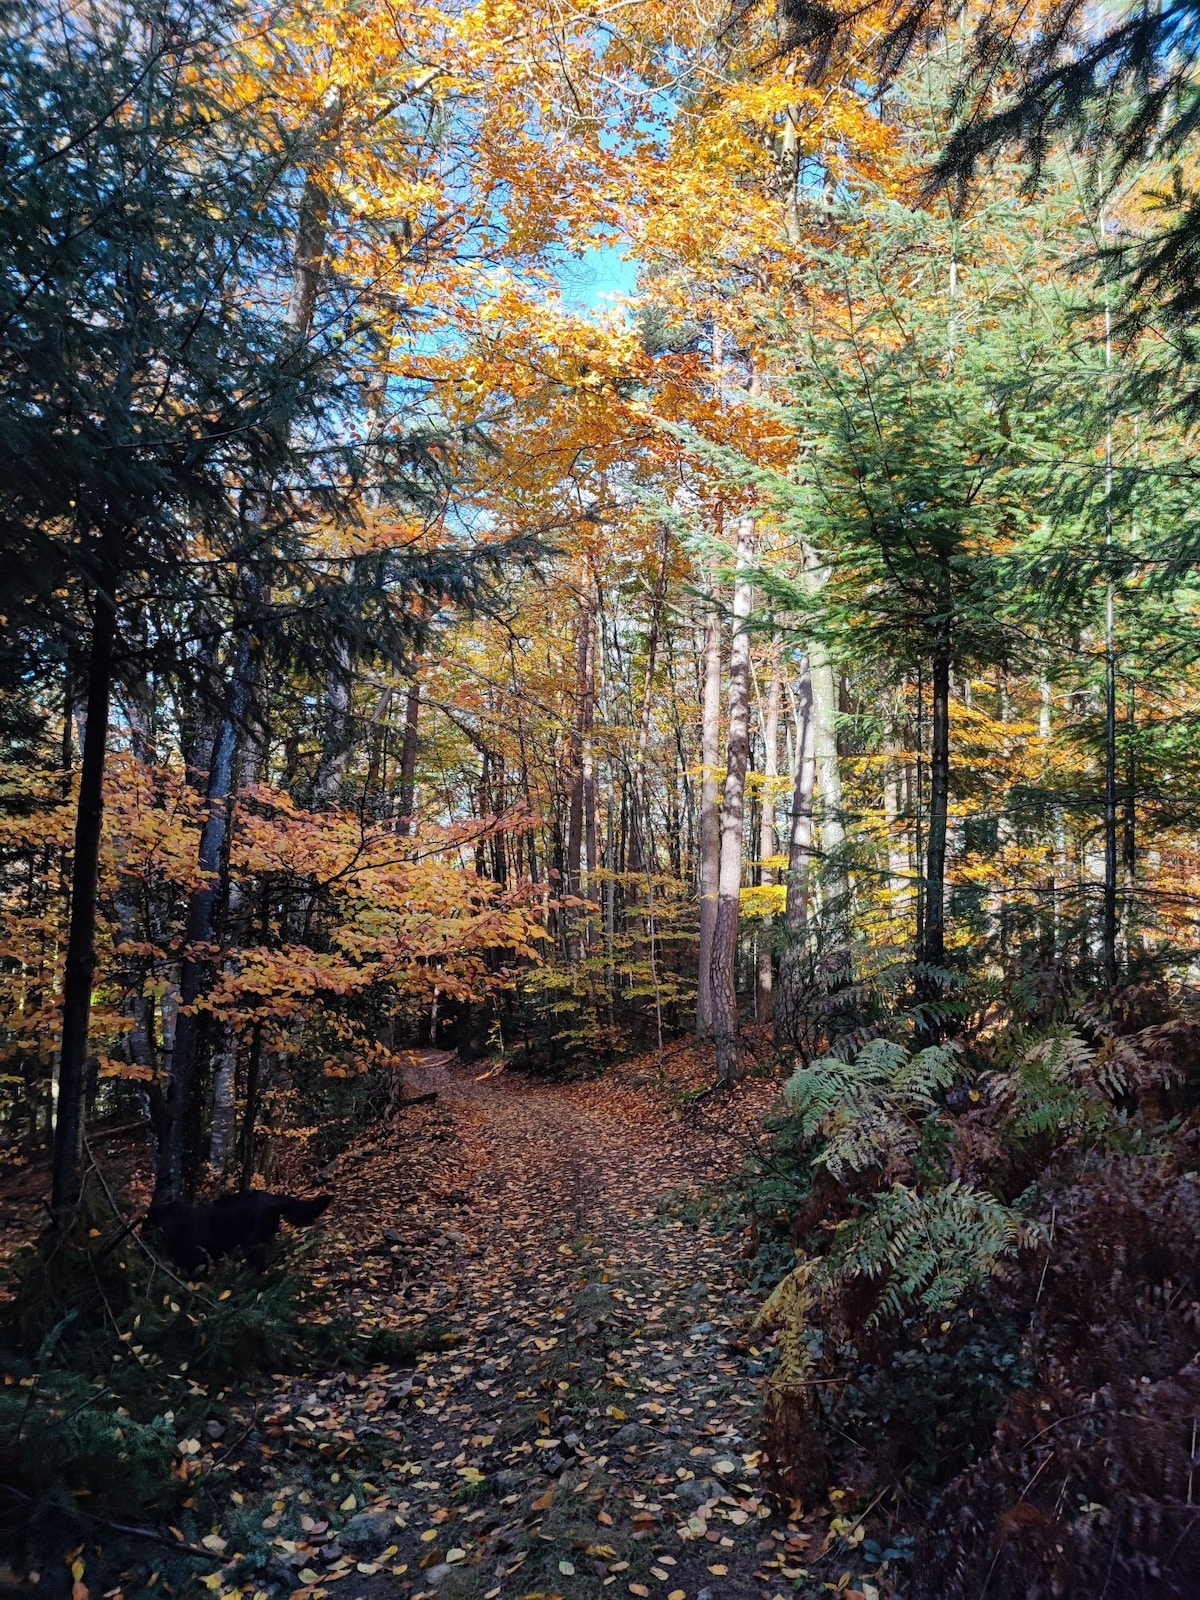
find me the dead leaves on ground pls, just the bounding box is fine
[152,1050,881,1599]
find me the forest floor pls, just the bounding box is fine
[3,1047,884,1600]
[241,1047,829,1600]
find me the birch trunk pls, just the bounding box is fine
[775,656,816,1047]
[756,666,780,1022]
[696,592,722,1035]
[711,517,755,1084]
[157,633,258,1201]
[627,536,669,885]
[396,678,421,835]
[566,582,597,909]
[312,634,353,807]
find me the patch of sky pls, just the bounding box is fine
[557,242,639,312]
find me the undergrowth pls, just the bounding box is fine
[0,1208,439,1591]
[742,977,1200,1596]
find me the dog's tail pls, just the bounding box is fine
[278,1193,333,1227]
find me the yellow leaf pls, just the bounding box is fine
[339,1493,357,1511]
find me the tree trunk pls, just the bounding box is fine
[51,589,117,1222]
[696,589,723,1035]
[756,663,780,1022]
[566,583,596,916]
[238,1020,264,1191]
[775,656,816,1048]
[1122,684,1137,957]
[582,608,599,903]
[312,634,353,807]
[1102,590,1119,985]
[155,633,257,1203]
[365,684,393,798]
[711,516,755,1084]
[917,638,951,1039]
[627,536,669,886]
[396,678,421,835]
[882,758,911,922]
[808,631,848,969]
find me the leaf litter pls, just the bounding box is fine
[159,1048,864,1599]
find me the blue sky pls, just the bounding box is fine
[558,243,639,310]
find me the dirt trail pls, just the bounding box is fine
[249,1053,816,1600]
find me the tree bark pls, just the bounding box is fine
[396,678,421,835]
[917,636,951,1041]
[238,1020,264,1191]
[696,587,723,1035]
[51,589,117,1222]
[711,516,755,1084]
[882,758,911,920]
[775,656,816,1047]
[808,630,848,985]
[627,535,669,886]
[312,634,353,807]
[156,633,257,1202]
[756,662,780,1022]
[566,582,596,912]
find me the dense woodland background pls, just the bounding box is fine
[6,0,1200,1596]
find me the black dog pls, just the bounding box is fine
[145,1191,333,1273]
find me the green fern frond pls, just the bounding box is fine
[783,1036,963,1178]
[821,1181,1039,1325]
[985,1027,1126,1142]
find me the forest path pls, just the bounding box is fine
[249,1051,815,1600]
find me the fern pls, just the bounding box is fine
[822,1181,1039,1325]
[783,1037,960,1179]
[776,1039,1036,1324]
[985,1028,1128,1142]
